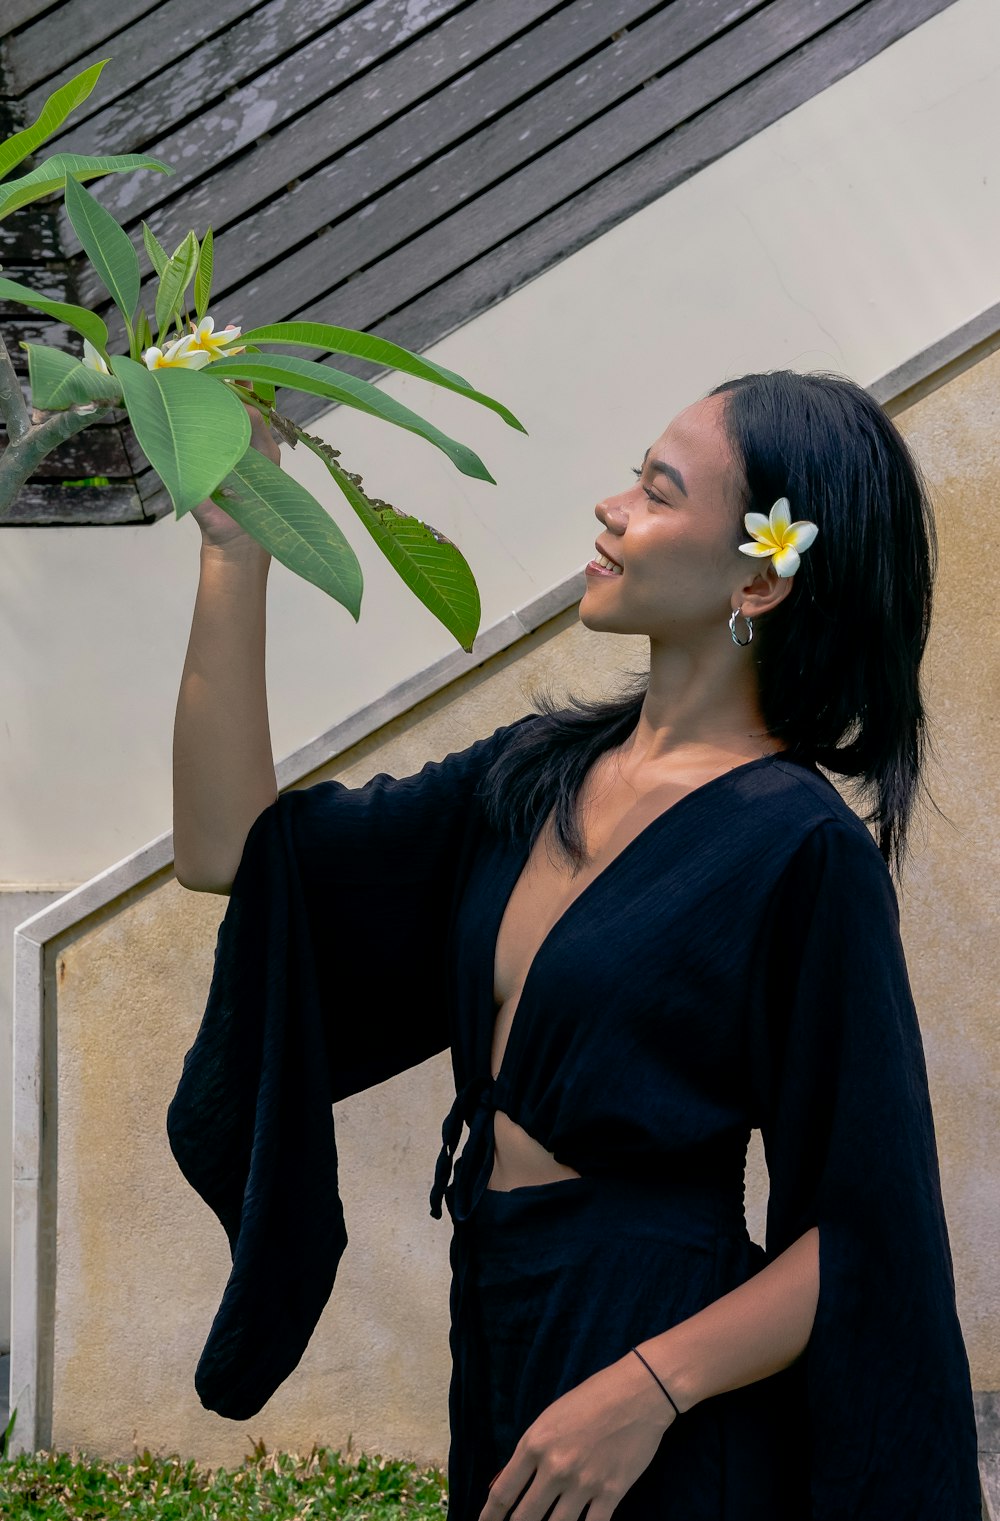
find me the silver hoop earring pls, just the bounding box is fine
[729,606,753,646]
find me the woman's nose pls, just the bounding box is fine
[595,495,628,531]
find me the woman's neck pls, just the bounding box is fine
[625,635,781,771]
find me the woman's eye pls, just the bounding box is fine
[631,466,665,504]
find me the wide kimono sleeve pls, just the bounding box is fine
[750,818,981,1518]
[166,717,531,1421]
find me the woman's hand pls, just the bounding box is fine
[477,1353,675,1521]
[190,402,281,551]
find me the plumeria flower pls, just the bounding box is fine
[82,338,110,374]
[739,497,818,577]
[142,332,211,371]
[186,315,245,360]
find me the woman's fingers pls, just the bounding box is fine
[478,1461,536,1521]
[245,405,282,466]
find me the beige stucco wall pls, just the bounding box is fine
[47,616,648,1465]
[42,342,1000,1464]
[891,351,1000,1389]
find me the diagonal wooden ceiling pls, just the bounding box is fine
[0,0,958,525]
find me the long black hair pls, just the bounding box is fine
[480,370,937,877]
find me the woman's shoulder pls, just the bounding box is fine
[731,751,889,874]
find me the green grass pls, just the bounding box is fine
[0,1440,449,1519]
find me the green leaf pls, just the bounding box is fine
[24,342,122,409]
[239,320,526,432]
[135,307,154,355]
[208,353,494,482]
[0,1402,16,1460]
[300,428,480,650]
[155,230,198,339]
[0,60,109,181]
[64,174,141,335]
[109,356,251,516]
[212,449,362,620]
[0,275,109,353]
[142,221,169,278]
[194,225,214,321]
[0,151,171,220]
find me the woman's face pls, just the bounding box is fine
[580,393,754,645]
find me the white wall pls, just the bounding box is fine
[2,0,998,885]
[2,0,999,1344]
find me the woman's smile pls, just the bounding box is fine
[586,546,624,576]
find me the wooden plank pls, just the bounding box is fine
[66,0,470,242]
[0,206,66,261]
[198,0,767,309]
[0,480,146,525]
[20,424,133,477]
[135,474,172,517]
[6,0,172,93]
[22,0,264,127]
[0,407,133,471]
[0,320,77,381]
[2,0,65,39]
[118,0,624,266]
[223,0,864,333]
[43,0,359,152]
[324,0,962,398]
[0,265,75,303]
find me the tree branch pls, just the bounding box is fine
[0,404,111,520]
[0,333,31,444]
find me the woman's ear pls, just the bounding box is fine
[735,561,795,621]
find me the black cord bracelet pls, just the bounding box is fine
[630,1346,683,1418]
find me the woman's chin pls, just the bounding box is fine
[578,597,636,634]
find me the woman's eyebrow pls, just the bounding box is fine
[641,447,688,496]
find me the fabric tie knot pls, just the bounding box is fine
[429,1075,496,1220]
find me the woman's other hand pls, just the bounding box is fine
[190,403,281,551]
[477,1353,674,1521]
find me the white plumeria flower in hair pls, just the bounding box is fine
[142,333,211,371]
[186,315,244,360]
[739,497,818,577]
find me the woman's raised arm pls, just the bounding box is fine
[173,409,280,893]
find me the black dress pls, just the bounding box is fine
[167,714,981,1519]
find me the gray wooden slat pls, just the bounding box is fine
[1,480,145,524]
[74,0,537,237]
[226,0,864,333]
[120,421,150,477]
[23,0,265,127]
[0,319,76,371]
[6,0,172,93]
[314,0,960,409]
[199,0,767,312]
[128,464,172,519]
[23,425,133,477]
[119,0,641,260]
[43,0,360,151]
[0,267,77,304]
[0,207,66,261]
[2,0,65,39]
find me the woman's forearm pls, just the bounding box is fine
[173,541,278,892]
[630,1225,820,1413]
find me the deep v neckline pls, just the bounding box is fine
[489,749,795,1082]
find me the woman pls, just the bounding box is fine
[169,370,981,1518]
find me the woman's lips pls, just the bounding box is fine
[586,548,624,577]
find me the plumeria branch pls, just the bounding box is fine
[0,391,114,520]
[0,332,32,444]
